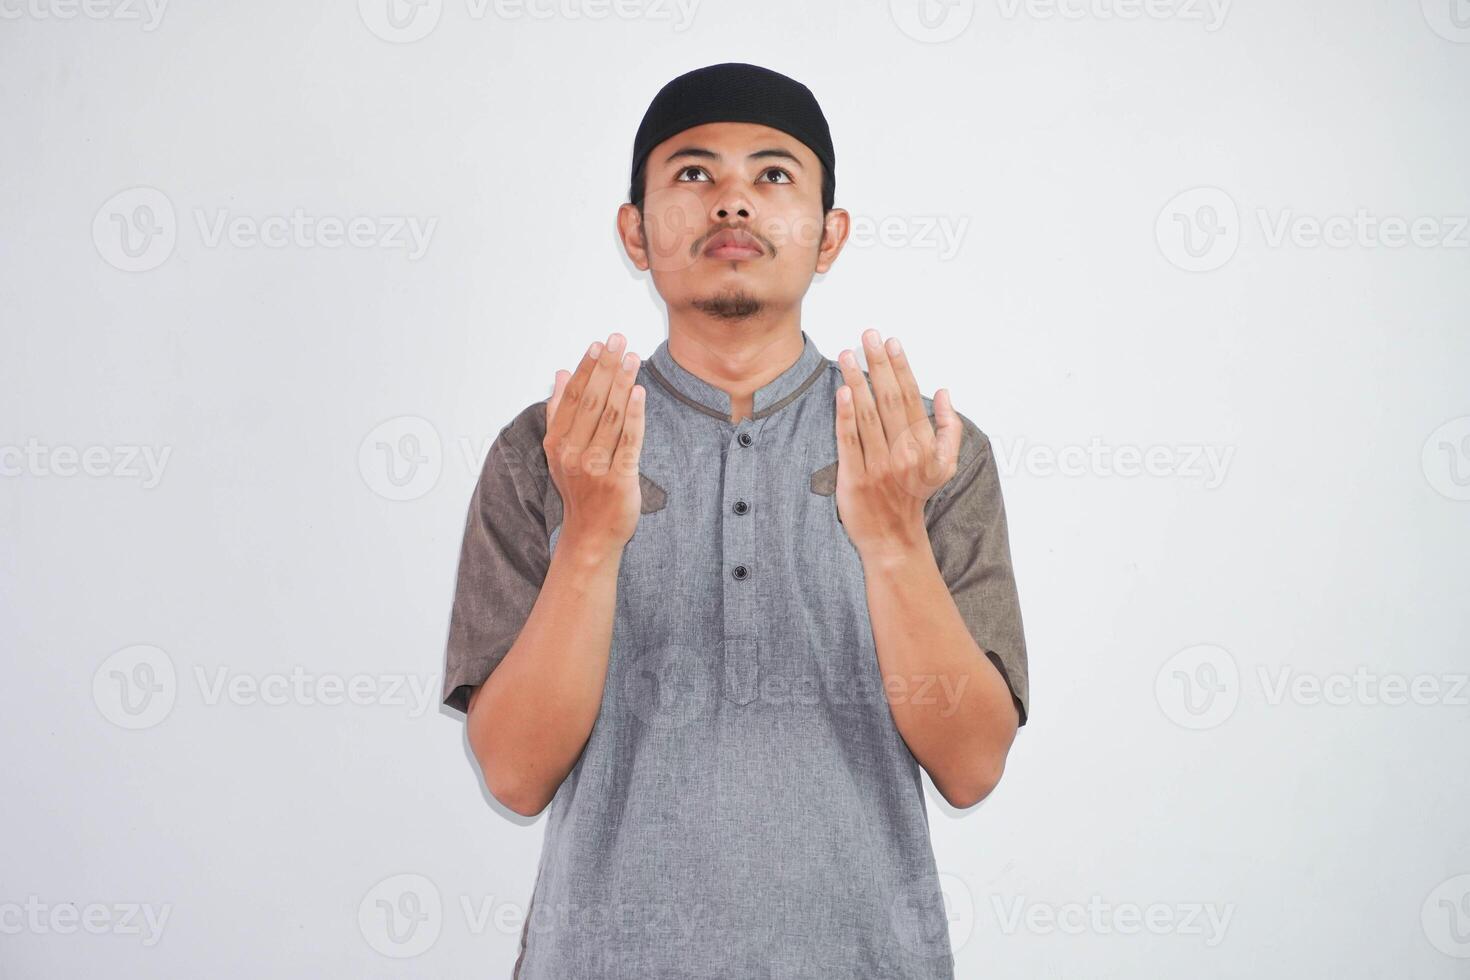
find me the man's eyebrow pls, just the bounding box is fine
[661,147,805,169]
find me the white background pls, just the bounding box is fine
[3,0,1468,976]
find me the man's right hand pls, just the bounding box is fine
[543,332,646,554]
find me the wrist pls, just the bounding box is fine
[855,524,933,571]
[556,525,626,568]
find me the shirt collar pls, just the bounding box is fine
[645,329,830,423]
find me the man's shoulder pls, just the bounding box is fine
[917,394,992,477]
[495,397,550,462]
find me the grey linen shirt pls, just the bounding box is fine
[442,329,1029,979]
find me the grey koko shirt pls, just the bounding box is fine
[442,329,1029,979]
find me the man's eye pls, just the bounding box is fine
[675,167,710,182]
[760,168,794,184]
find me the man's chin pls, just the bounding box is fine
[690,286,764,321]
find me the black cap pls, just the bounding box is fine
[631,62,835,207]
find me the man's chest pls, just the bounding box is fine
[543,409,884,719]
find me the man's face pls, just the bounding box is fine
[617,121,848,321]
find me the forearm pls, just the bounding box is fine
[467,530,622,815]
[861,538,1018,809]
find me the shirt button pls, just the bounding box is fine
[732,564,749,580]
[738,432,753,447]
[732,500,749,515]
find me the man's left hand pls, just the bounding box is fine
[833,329,962,561]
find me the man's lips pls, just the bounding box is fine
[703,229,764,259]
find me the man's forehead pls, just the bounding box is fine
[651,122,815,168]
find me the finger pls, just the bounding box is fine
[566,332,626,450]
[834,381,864,481]
[882,335,932,437]
[586,349,640,472]
[551,340,604,443]
[611,383,646,483]
[837,348,888,470]
[859,329,911,449]
[546,369,568,426]
[930,387,963,489]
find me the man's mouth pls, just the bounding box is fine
[703,228,765,260]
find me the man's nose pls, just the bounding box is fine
[710,183,753,222]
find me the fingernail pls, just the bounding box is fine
[589,342,603,358]
[887,337,902,355]
[622,352,638,370]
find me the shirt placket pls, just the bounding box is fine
[721,417,763,705]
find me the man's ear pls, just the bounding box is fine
[814,207,850,274]
[617,202,651,271]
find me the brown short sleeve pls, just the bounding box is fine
[924,414,1030,727]
[441,422,551,715]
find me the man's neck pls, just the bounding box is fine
[665,317,806,424]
